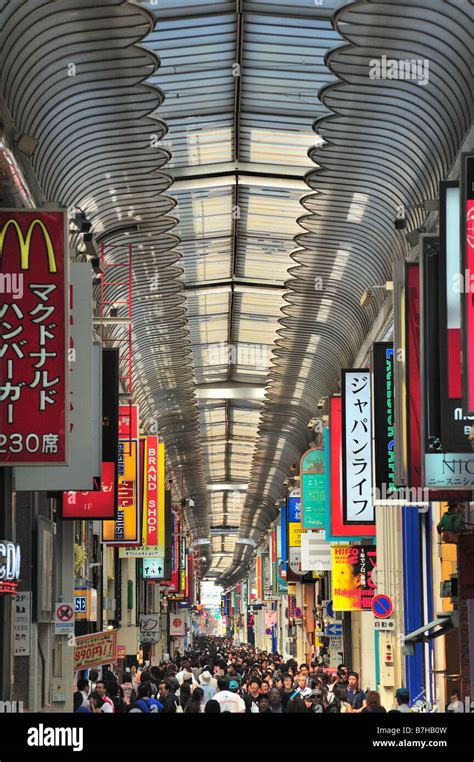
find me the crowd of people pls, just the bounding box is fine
[73,636,427,714]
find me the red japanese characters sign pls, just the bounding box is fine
[62,461,116,519]
[0,210,68,464]
[118,404,138,439]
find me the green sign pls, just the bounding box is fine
[300,448,325,529]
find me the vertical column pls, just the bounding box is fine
[0,468,14,700]
[377,504,405,709]
[53,518,74,712]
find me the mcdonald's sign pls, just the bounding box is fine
[0,210,68,464]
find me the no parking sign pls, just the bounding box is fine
[371,594,393,619]
[54,601,74,635]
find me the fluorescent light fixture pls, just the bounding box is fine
[233,283,286,296]
[185,285,232,298]
[207,483,248,491]
[347,193,369,223]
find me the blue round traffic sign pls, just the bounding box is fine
[371,594,393,619]
[326,600,334,619]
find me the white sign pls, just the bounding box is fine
[169,614,185,637]
[54,601,75,635]
[14,592,31,656]
[328,636,343,667]
[343,370,374,523]
[288,546,305,576]
[374,619,395,631]
[139,613,161,643]
[301,531,331,571]
[15,264,100,491]
[119,546,164,558]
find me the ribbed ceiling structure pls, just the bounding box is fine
[222,0,473,586]
[141,0,345,577]
[1,1,472,584]
[0,0,210,546]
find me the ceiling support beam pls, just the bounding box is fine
[197,382,266,400]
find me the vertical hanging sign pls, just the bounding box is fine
[102,405,140,544]
[142,436,165,556]
[300,448,325,529]
[342,370,374,524]
[0,210,68,464]
[372,343,396,502]
[461,154,474,414]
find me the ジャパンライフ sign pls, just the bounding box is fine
[0,210,68,464]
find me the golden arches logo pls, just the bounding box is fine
[0,218,57,273]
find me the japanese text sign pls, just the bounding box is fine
[0,210,68,464]
[74,629,117,671]
[332,545,377,612]
[342,370,374,524]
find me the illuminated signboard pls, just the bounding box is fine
[342,369,374,524]
[0,210,68,464]
[328,396,375,538]
[300,448,325,529]
[461,154,474,414]
[102,406,141,545]
[0,541,21,594]
[372,342,397,503]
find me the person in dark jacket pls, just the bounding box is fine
[158,680,179,713]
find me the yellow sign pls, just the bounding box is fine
[289,523,302,548]
[0,218,57,272]
[332,545,377,612]
[103,440,140,543]
[74,589,97,621]
[74,630,117,671]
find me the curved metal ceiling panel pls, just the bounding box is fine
[221,0,473,587]
[0,0,211,548]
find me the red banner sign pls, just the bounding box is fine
[0,210,68,463]
[119,405,138,439]
[62,461,116,519]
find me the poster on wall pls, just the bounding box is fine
[332,545,377,612]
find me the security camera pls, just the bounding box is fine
[307,417,317,429]
[360,287,374,308]
[317,399,325,409]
